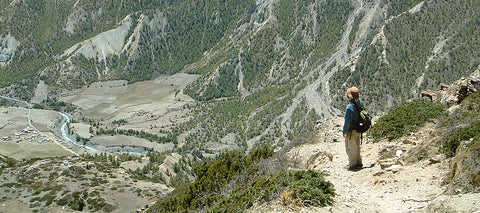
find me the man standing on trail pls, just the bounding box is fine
[342,86,363,170]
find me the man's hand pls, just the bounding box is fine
[343,133,346,138]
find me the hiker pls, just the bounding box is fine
[342,86,363,169]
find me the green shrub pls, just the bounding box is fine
[69,198,86,211]
[5,157,16,167]
[288,170,335,206]
[370,99,445,141]
[249,144,275,163]
[41,192,56,206]
[444,121,480,157]
[56,198,68,206]
[148,145,334,212]
[210,170,334,212]
[30,197,41,203]
[149,146,274,212]
[87,198,107,211]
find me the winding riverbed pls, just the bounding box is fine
[59,112,99,152]
[59,113,149,155]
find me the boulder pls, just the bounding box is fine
[439,69,480,107]
[421,68,480,107]
[378,158,396,169]
[402,139,416,145]
[421,90,437,102]
[428,157,441,165]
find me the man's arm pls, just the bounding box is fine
[342,105,354,136]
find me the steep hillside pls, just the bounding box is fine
[159,0,480,154]
[0,0,253,97]
[330,0,480,113]
[147,69,480,212]
[1,0,480,211]
[1,0,479,168]
[0,0,480,143]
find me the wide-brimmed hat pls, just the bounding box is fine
[347,87,360,99]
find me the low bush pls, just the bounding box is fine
[211,170,334,212]
[149,145,274,212]
[370,99,445,141]
[288,170,335,206]
[40,192,56,206]
[444,121,480,157]
[56,198,68,206]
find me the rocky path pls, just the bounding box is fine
[306,138,445,212]
[249,117,480,212]
[290,118,445,212]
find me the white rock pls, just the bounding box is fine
[396,150,403,157]
[385,165,403,173]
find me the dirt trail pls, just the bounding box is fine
[291,118,445,212]
[249,117,480,212]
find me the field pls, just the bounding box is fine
[60,73,199,152]
[90,135,174,153]
[0,107,80,160]
[61,73,198,122]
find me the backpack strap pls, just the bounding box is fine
[351,101,363,145]
[351,100,363,112]
[360,131,363,145]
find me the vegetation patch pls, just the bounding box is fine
[370,99,445,141]
[445,138,480,194]
[443,121,480,157]
[386,0,424,17]
[149,145,273,212]
[211,169,334,212]
[148,145,334,212]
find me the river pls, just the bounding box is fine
[59,112,99,152]
[59,113,148,155]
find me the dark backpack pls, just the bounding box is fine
[352,102,372,134]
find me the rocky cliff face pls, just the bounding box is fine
[422,68,480,108]
[44,12,166,87]
[420,68,480,195]
[0,32,19,67]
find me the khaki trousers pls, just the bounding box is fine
[345,130,362,167]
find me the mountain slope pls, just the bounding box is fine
[149,69,480,212]
[1,0,480,212]
[1,0,479,157]
[0,0,253,95]
[330,0,480,113]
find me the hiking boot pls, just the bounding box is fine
[348,163,363,171]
